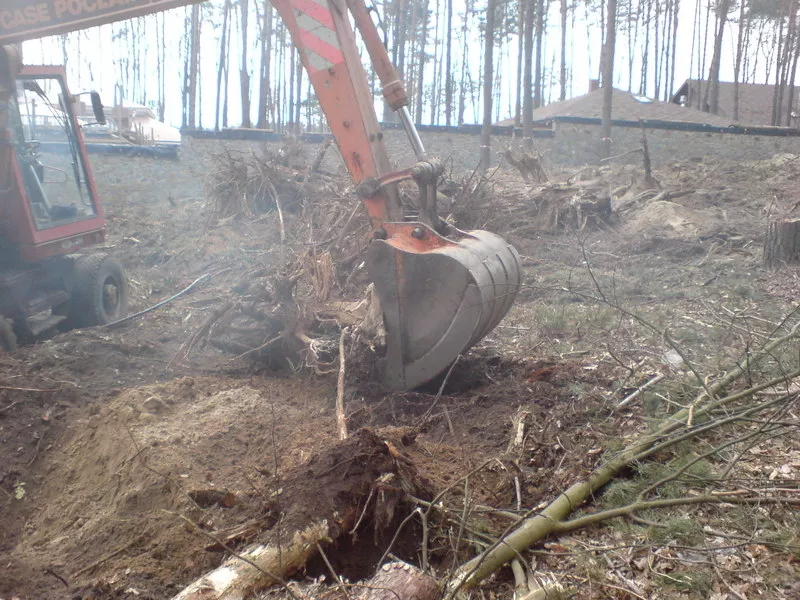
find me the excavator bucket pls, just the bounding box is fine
[367,227,522,390]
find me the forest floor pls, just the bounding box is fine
[1,144,799,600]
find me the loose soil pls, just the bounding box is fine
[2,151,800,600]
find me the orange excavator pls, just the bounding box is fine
[0,0,521,390]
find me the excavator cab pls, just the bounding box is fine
[0,51,127,347]
[1,64,107,261]
[11,74,101,233]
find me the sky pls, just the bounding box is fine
[19,0,768,129]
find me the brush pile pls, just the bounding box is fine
[205,137,337,219]
[192,138,380,371]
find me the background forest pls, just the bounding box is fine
[20,0,800,132]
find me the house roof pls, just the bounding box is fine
[498,88,734,127]
[671,79,798,126]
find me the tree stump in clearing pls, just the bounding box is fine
[764,218,800,269]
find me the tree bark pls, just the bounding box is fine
[764,219,800,269]
[479,0,496,171]
[600,0,617,160]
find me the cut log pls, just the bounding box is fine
[764,218,800,269]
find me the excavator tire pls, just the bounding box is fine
[68,253,129,328]
[0,318,17,353]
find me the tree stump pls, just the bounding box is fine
[764,219,800,269]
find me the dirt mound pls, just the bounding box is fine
[4,375,338,598]
[620,199,725,240]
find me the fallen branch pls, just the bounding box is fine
[551,493,800,535]
[617,373,664,409]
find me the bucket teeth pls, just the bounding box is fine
[366,229,522,390]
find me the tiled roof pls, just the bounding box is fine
[671,79,799,126]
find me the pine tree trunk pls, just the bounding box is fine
[600,0,617,160]
[288,44,296,126]
[430,0,441,123]
[257,0,273,129]
[240,0,252,128]
[704,0,731,114]
[188,4,200,129]
[522,0,534,144]
[733,0,747,122]
[640,0,650,96]
[457,5,468,125]
[480,0,496,171]
[653,0,660,99]
[415,0,430,124]
[223,9,231,128]
[533,0,544,108]
[445,0,454,126]
[560,0,567,101]
[787,22,800,125]
[215,0,231,131]
[669,0,680,99]
[764,219,800,269]
[294,52,302,126]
